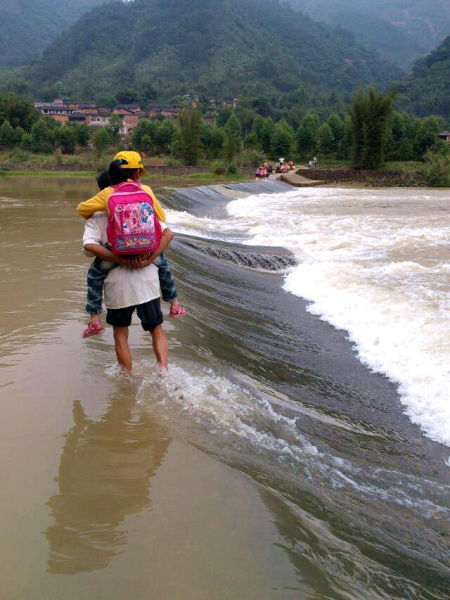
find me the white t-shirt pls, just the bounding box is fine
[83,212,165,309]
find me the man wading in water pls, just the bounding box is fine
[82,209,173,373]
[79,153,175,373]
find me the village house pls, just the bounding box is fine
[34,98,74,124]
[35,97,221,135]
[85,108,112,129]
[148,104,182,119]
[35,99,141,138]
[438,131,450,143]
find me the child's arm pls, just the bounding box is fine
[77,188,110,219]
[83,243,130,265]
[142,184,166,223]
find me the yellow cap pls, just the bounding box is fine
[113,151,146,174]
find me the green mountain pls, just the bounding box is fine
[0,0,105,66]
[395,37,450,121]
[28,0,401,104]
[289,0,450,70]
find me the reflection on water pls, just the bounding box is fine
[46,385,171,574]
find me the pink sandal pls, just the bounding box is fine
[82,320,106,338]
[169,305,187,318]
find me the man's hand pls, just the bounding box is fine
[128,254,153,269]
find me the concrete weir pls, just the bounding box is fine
[279,169,324,187]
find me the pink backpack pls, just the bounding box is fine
[106,181,162,255]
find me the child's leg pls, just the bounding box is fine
[83,257,117,337]
[154,253,186,317]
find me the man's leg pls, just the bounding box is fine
[113,326,132,372]
[150,324,168,371]
[136,299,168,370]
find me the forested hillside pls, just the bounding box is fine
[27,0,401,105]
[0,0,105,65]
[395,37,450,121]
[289,0,450,70]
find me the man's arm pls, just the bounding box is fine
[83,243,130,265]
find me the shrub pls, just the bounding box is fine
[238,149,265,167]
[210,159,227,175]
[423,148,450,187]
[64,156,82,167]
[165,156,182,167]
[8,148,31,165]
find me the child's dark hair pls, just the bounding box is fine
[108,159,139,185]
[96,170,111,191]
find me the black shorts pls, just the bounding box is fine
[106,298,163,331]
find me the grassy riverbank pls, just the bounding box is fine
[0,169,249,191]
[311,158,427,173]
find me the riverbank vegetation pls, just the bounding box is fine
[0,91,448,185]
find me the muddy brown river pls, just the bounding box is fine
[0,177,448,599]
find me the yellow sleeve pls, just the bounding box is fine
[142,184,166,223]
[76,188,112,219]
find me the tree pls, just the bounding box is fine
[13,126,25,145]
[415,116,443,157]
[317,123,334,156]
[296,113,320,158]
[259,118,274,154]
[224,113,242,162]
[115,88,139,105]
[74,123,90,147]
[270,119,294,158]
[235,107,255,135]
[92,127,111,157]
[96,93,117,109]
[201,123,224,158]
[153,119,176,154]
[132,120,156,150]
[56,126,76,154]
[108,113,123,145]
[244,131,259,149]
[30,119,55,153]
[179,106,202,165]
[0,92,40,131]
[349,87,395,169]
[20,132,33,151]
[251,96,272,118]
[337,116,353,160]
[423,147,450,187]
[326,113,344,152]
[0,120,16,147]
[141,135,153,153]
[217,109,232,128]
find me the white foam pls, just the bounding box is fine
[133,360,449,513]
[227,187,450,446]
[169,186,450,447]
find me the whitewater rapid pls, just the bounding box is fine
[167,186,450,448]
